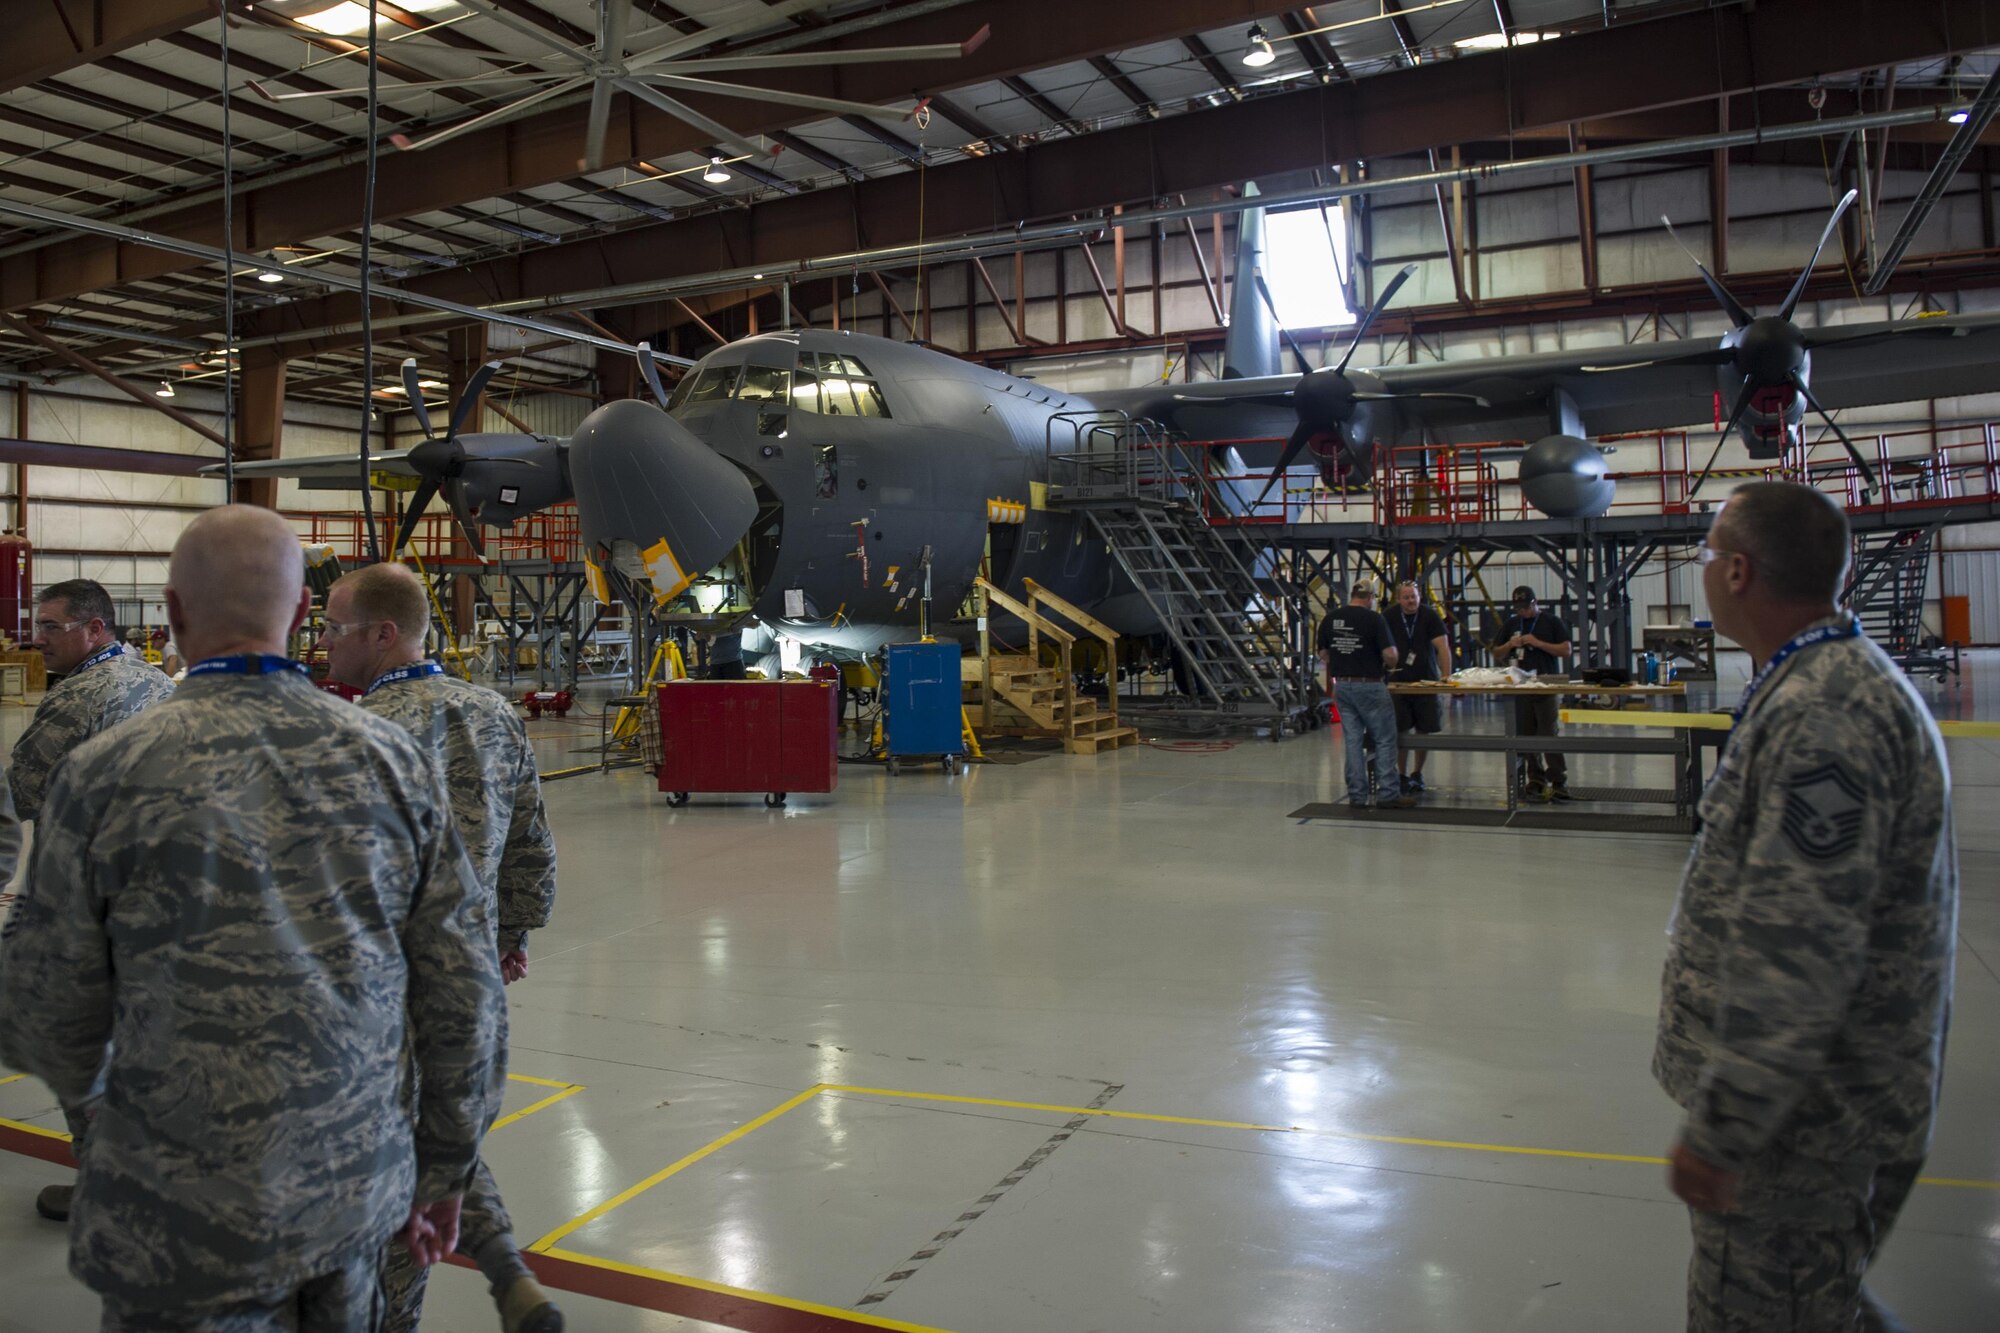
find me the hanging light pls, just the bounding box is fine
[1241,22,1277,68]
[256,265,285,284]
[702,156,732,184]
[155,380,175,398]
[1950,109,1971,124]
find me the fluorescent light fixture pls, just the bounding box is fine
[256,267,284,283]
[294,0,459,35]
[155,380,175,398]
[1241,22,1276,68]
[703,157,732,184]
[1454,31,1552,51]
[1950,109,1971,124]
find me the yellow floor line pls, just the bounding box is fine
[509,1071,579,1090]
[0,1074,26,1088]
[527,1085,826,1253]
[823,1084,1291,1133]
[491,1083,584,1131]
[0,1115,68,1142]
[540,1247,960,1332]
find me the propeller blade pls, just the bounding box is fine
[1334,263,1418,375]
[1779,188,1858,322]
[1251,271,1313,376]
[636,341,673,409]
[583,79,614,172]
[1688,378,1758,500]
[401,358,436,440]
[1249,425,1317,514]
[1793,373,1880,500]
[445,361,504,440]
[1662,213,1752,329]
[392,478,440,557]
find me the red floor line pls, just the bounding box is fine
[3,1127,902,1332]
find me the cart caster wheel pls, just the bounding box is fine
[943,755,959,775]
[765,792,786,808]
[887,759,901,776]
[668,792,690,807]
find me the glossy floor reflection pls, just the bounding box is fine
[3,654,1997,1331]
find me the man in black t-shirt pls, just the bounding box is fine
[1495,585,1571,799]
[1317,581,1411,808]
[1387,581,1454,793]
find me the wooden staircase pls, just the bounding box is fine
[970,579,1139,755]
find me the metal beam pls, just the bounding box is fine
[1867,73,2000,293]
[0,316,229,451]
[0,1,211,93]
[1088,56,1158,118]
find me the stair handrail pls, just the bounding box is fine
[1023,578,1121,731]
[973,577,1077,742]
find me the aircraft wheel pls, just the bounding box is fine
[668,791,690,807]
[765,792,786,808]
[943,755,959,775]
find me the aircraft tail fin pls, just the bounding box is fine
[1223,182,1282,381]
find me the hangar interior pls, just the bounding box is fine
[1,1,1998,1330]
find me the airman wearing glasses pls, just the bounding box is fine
[7,579,177,1224]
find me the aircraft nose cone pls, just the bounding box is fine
[1739,317,1806,383]
[568,399,759,599]
[1294,368,1354,431]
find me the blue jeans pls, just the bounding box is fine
[1335,681,1401,805]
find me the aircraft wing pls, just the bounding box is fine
[197,449,421,487]
[1800,311,2000,410]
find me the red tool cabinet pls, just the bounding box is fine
[655,680,838,808]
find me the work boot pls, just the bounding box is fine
[498,1275,563,1332]
[35,1184,71,1222]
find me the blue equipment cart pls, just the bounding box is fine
[883,640,965,775]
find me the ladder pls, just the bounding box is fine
[1043,411,1309,726]
[1844,526,1955,679]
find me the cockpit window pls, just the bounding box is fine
[792,352,890,418]
[738,365,790,404]
[682,364,741,405]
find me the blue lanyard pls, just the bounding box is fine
[186,654,311,678]
[1732,616,1863,725]
[366,661,445,695]
[74,643,125,673]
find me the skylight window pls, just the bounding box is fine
[294,0,461,36]
[1453,31,1557,52]
[1262,206,1356,331]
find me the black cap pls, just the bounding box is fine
[1511,585,1537,606]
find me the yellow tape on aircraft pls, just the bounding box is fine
[641,538,693,603]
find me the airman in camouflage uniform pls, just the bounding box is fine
[0,506,507,1332]
[326,561,561,1333]
[0,764,18,885]
[11,578,176,823]
[1654,483,1955,1332]
[10,578,177,1223]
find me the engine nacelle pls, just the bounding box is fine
[1519,434,1613,518]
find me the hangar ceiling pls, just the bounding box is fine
[0,0,1995,410]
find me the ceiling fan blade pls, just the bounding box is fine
[613,79,768,160]
[249,71,562,101]
[1688,377,1758,500]
[1334,262,1418,375]
[1249,425,1317,514]
[584,78,614,172]
[1250,271,1313,376]
[445,361,505,440]
[1793,372,1881,499]
[644,32,988,74]
[621,0,827,70]
[631,70,910,120]
[1662,213,1752,329]
[401,358,436,440]
[389,76,593,154]
[636,341,673,409]
[392,478,441,557]
[1779,188,1859,322]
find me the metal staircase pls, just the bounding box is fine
[1844,526,1957,679]
[1044,412,1313,729]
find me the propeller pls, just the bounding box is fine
[635,341,674,409]
[392,357,530,558]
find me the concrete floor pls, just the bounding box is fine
[2,653,1997,1332]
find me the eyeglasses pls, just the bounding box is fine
[1696,543,1739,566]
[321,619,378,640]
[32,619,82,635]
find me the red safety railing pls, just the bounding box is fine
[290,505,581,566]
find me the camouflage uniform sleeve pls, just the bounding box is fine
[401,761,509,1201]
[497,729,557,944]
[1681,705,1889,1171]
[0,762,112,1102]
[8,689,84,823]
[0,765,19,886]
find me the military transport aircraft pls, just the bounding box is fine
[223,189,2000,661]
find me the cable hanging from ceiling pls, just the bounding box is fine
[217,0,236,499]
[357,0,382,561]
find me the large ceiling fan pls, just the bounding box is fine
[255,0,990,171]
